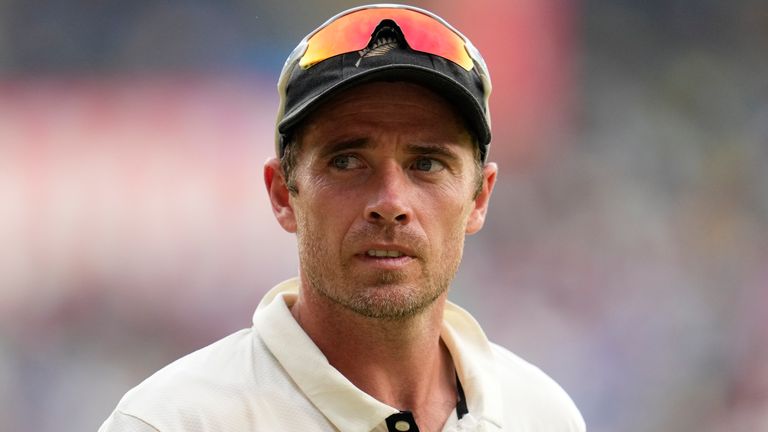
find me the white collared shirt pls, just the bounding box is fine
[99,278,585,432]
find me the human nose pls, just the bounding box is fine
[364,163,412,225]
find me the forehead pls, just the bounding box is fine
[295,81,475,149]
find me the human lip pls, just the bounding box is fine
[366,249,406,258]
[351,242,418,270]
[357,244,416,259]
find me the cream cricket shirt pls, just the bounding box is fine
[99,279,585,432]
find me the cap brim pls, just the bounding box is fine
[278,64,490,151]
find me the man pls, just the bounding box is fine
[100,4,585,431]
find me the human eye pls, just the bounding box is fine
[330,154,364,170]
[411,157,445,173]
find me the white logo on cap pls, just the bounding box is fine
[355,34,399,67]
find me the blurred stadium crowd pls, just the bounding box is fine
[1,1,766,431]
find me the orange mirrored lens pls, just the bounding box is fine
[300,8,474,70]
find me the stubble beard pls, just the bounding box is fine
[297,220,465,320]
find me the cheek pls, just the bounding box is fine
[418,186,475,227]
[292,191,357,250]
[418,194,474,259]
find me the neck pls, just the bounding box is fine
[291,279,458,430]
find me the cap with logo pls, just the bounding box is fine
[274,4,493,162]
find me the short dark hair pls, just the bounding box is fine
[279,135,301,195]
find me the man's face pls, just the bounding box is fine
[268,81,496,319]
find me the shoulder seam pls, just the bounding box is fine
[115,409,163,432]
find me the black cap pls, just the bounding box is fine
[275,5,492,162]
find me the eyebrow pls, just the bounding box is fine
[316,138,464,162]
[317,138,372,158]
[404,143,462,162]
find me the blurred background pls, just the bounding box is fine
[1,0,767,431]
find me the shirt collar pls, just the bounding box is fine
[441,302,503,429]
[253,278,503,431]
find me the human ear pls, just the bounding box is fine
[465,162,497,235]
[264,157,297,233]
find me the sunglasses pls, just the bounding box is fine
[290,5,488,74]
[276,5,493,161]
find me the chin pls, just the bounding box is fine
[343,280,445,320]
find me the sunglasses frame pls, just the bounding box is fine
[275,4,493,160]
[278,4,491,104]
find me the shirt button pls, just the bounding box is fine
[394,420,411,431]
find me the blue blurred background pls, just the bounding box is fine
[1,1,767,431]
